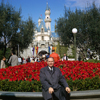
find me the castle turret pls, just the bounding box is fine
[38,17,42,26]
[44,3,51,31]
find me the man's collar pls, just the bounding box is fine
[48,66,53,71]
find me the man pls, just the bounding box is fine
[8,51,18,66]
[40,57,70,100]
[27,56,30,62]
[62,54,68,61]
[50,50,60,62]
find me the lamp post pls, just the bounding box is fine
[18,44,19,57]
[72,28,77,61]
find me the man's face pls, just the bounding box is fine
[47,58,54,67]
[64,54,66,56]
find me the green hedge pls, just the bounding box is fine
[0,76,100,92]
[84,59,100,63]
[0,80,42,92]
[67,76,100,91]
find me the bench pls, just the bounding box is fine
[0,89,100,100]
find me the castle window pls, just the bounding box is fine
[47,17,48,19]
[42,36,44,40]
[41,28,44,33]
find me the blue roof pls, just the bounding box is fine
[51,32,59,38]
[37,20,48,32]
[39,17,42,19]
[46,3,50,10]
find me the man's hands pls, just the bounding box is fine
[65,87,71,93]
[48,87,71,94]
[48,87,54,94]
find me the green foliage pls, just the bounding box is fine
[18,17,35,51]
[67,76,100,91]
[84,59,100,63]
[19,81,32,92]
[56,2,100,59]
[56,42,69,58]
[0,1,21,55]
[0,1,35,55]
[0,80,42,92]
[0,48,11,60]
[0,77,100,92]
[0,49,4,60]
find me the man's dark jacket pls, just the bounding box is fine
[40,66,69,100]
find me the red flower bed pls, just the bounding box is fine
[0,61,100,82]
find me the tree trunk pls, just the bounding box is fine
[4,36,6,56]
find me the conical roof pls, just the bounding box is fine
[46,2,50,10]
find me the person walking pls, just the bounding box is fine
[50,50,60,62]
[8,51,18,66]
[40,57,70,100]
[1,56,6,68]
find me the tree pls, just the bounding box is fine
[0,1,35,56]
[56,7,83,45]
[14,17,35,51]
[56,2,100,60]
[0,1,21,55]
[86,3,100,52]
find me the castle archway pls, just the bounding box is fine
[39,50,47,55]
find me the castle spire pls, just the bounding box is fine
[46,2,50,10]
[44,3,51,30]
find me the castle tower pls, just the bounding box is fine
[44,3,51,31]
[38,17,42,26]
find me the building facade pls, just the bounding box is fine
[20,3,59,58]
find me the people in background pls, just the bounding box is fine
[8,51,18,66]
[1,56,6,68]
[26,56,30,62]
[31,58,35,63]
[62,53,68,61]
[46,53,50,60]
[78,55,81,61]
[50,50,60,62]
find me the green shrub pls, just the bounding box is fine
[84,59,100,63]
[0,76,100,92]
[0,80,42,92]
[67,76,100,91]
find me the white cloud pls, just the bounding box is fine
[65,0,100,9]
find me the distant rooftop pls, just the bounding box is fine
[37,20,48,32]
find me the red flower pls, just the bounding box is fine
[0,61,100,81]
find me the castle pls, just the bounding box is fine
[20,3,59,58]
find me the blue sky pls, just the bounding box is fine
[1,0,99,31]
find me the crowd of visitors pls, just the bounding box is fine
[22,52,51,63]
[0,50,69,68]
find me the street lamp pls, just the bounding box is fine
[72,28,77,61]
[18,44,19,57]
